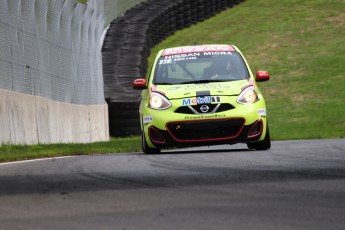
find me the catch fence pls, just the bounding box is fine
[103,0,147,26]
[0,0,105,105]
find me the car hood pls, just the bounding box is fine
[153,80,250,99]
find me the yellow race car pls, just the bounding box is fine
[133,44,270,154]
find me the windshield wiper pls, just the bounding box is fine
[154,82,174,85]
[179,80,225,84]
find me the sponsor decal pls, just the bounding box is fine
[258,108,266,116]
[143,116,153,124]
[182,96,221,106]
[184,114,226,120]
[211,96,221,103]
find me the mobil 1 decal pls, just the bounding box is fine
[182,96,221,106]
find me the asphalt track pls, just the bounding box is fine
[0,139,344,230]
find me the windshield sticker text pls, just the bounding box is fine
[204,51,233,56]
[162,45,235,56]
[163,52,233,63]
[164,53,200,59]
[158,59,172,65]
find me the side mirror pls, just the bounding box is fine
[256,71,270,82]
[133,78,147,90]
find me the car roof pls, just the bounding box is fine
[161,44,236,56]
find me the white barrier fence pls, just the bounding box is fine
[0,89,109,145]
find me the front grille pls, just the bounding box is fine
[174,103,235,114]
[215,103,235,112]
[166,118,245,141]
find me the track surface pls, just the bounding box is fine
[0,139,345,230]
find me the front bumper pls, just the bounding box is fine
[142,100,267,148]
[147,118,264,148]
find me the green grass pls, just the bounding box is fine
[1,0,344,163]
[77,0,87,4]
[148,0,345,140]
[0,137,141,163]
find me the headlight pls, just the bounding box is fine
[149,92,171,110]
[237,86,259,104]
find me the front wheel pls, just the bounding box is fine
[142,132,161,154]
[247,125,271,150]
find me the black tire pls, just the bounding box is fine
[247,124,271,150]
[142,132,161,154]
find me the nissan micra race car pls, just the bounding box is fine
[133,44,270,154]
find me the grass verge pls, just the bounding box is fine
[0,137,141,163]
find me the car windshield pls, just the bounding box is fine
[153,51,249,85]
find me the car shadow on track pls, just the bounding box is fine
[158,144,254,155]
